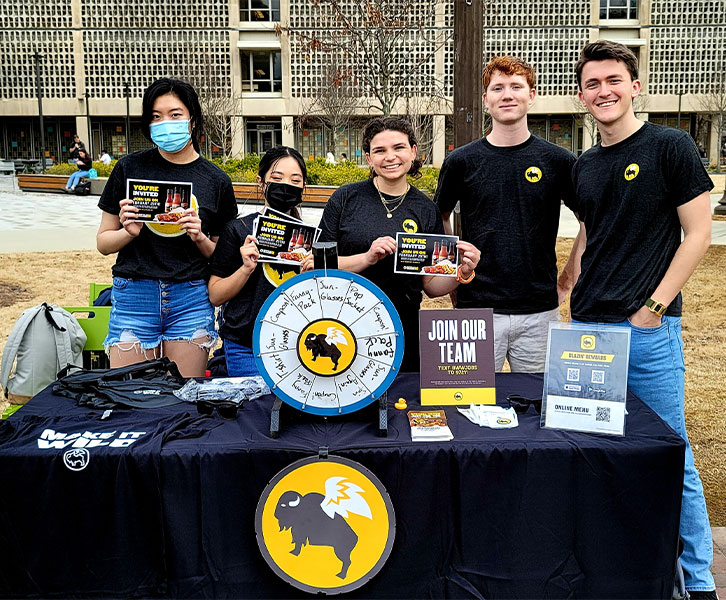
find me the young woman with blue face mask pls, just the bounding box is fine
[96,78,238,376]
[208,146,313,376]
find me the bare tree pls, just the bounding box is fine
[278,0,451,117]
[297,62,359,156]
[698,65,726,170]
[182,53,242,161]
[570,95,599,151]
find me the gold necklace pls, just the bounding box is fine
[374,178,409,219]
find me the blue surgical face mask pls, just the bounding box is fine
[150,120,191,153]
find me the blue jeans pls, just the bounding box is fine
[579,317,714,591]
[66,170,90,188]
[224,339,259,376]
[105,277,217,350]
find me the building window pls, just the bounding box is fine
[240,0,280,22]
[600,0,637,20]
[241,50,282,92]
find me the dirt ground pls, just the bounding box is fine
[0,242,724,525]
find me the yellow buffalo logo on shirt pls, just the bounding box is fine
[525,166,542,183]
[255,456,395,594]
[624,163,640,181]
[402,219,418,233]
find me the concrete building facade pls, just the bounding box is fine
[1,0,724,166]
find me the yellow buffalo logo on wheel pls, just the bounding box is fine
[256,456,395,594]
[298,319,357,376]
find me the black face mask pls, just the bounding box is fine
[265,182,303,212]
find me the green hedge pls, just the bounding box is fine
[45,154,441,195]
[47,160,118,177]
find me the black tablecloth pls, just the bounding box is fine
[0,373,684,599]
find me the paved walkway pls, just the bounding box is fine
[0,182,725,253]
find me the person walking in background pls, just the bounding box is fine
[65,148,93,192]
[563,40,716,599]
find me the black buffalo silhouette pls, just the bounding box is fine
[304,333,342,371]
[275,490,358,578]
[625,167,637,178]
[526,168,540,181]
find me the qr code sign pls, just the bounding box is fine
[567,368,580,381]
[596,406,611,422]
[591,370,605,384]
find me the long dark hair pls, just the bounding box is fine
[258,146,307,220]
[362,117,423,179]
[140,78,203,151]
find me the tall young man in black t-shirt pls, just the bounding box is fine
[435,56,577,372]
[564,40,716,599]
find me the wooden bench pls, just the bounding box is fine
[17,174,68,192]
[232,182,336,208]
[18,175,338,206]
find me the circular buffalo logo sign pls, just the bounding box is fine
[256,455,396,594]
[297,319,357,377]
[525,166,542,182]
[402,219,418,233]
[63,448,90,471]
[624,163,639,181]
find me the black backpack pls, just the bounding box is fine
[74,180,92,196]
[53,357,186,409]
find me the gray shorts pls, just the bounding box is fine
[493,307,561,373]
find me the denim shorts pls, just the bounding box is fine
[105,277,218,350]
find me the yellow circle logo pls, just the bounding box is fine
[497,417,512,425]
[581,334,596,350]
[256,456,395,594]
[297,319,357,376]
[263,262,299,288]
[525,166,542,183]
[454,392,463,401]
[624,163,639,181]
[146,194,199,237]
[402,219,418,233]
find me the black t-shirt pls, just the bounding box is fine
[319,179,444,370]
[570,122,713,322]
[98,148,238,282]
[435,134,576,313]
[210,213,300,348]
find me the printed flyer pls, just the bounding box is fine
[419,308,495,405]
[541,322,631,436]
[126,178,193,223]
[394,233,459,276]
[253,214,321,266]
[262,206,303,223]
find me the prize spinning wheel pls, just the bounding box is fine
[253,270,404,416]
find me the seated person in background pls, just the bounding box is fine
[65,149,93,192]
[99,149,112,165]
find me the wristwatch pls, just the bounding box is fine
[645,298,667,317]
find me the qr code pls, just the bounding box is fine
[591,370,605,384]
[596,406,611,422]
[567,368,580,381]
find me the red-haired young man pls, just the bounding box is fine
[435,56,578,372]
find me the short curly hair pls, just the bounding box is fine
[482,56,536,90]
[362,117,422,179]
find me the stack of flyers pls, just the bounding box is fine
[407,409,454,442]
[253,209,321,266]
[127,179,193,223]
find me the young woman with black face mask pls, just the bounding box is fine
[208,146,313,376]
[96,78,238,377]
